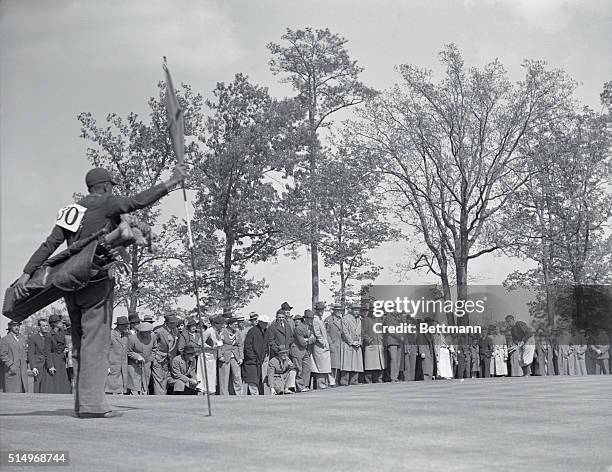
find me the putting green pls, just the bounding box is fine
[1,376,611,471]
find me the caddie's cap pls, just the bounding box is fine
[115,316,129,326]
[280,301,293,311]
[183,344,196,354]
[85,168,118,188]
[228,317,241,324]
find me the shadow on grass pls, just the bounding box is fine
[0,405,143,417]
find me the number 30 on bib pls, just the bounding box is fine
[56,203,87,232]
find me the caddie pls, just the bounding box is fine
[14,164,187,418]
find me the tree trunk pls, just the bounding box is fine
[222,233,234,317]
[339,261,346,308]
[308,121,320,308]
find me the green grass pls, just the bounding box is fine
[1,376,611,471]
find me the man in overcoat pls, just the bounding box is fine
[339,304,363,386]
[28,318,51,393]
[310,302,331,389]
[152,315,179,394]
[325,304,343,385]
[0,321,28,393]
[242,314,269,395]
[105,316,129,394]
[264,309,294,358]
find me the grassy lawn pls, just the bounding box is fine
[1,375,611,471]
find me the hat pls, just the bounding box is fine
[227,317,241,324]
[186,318,198,327]
[135,323,153,332]
[314,301,325,310]
[277,345,289,354]
[128,313,141,324]
[183,344,196,354]
[332,303,344,312]
[350,302,362,310]
[275,308,286,316]
[249,312,259,320]
[303,309,314,319]
[280,302,293,311]
[211,315,226,326]
[294,313,304,321]
[48,314,63,324]
[165,315,179,324]
[85,168,118,188]
[143,314,155,323]
[7,320,21,327]
[115,316,129,326]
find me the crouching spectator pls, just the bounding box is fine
[267,345,297,395]
[168,344,198,395]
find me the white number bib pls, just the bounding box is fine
[55,203,87,233]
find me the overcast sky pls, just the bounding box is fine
[1,0,610,328]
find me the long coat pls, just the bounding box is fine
[44,331,71,394]
[311,316,331,374]
[534,336,554,376]
[362,316,385,371]
[325,315,343,369]
[340,314,364,372]
[264,320,294,357]
[127,332,157,392]
[490,334,508,376]
[416,332,435,379]
[27,332,50,393]
[105,329,129,394]
[242,324,266,385]
[0,333,28,393]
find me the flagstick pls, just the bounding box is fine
[181,182,212,417]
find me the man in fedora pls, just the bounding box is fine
[267,345,297,395]
[142,314,155,325]
[310,302,331,389]
[340,303,363,386]
[13,163,188,417]
[218,317,243,395]
[325,303,344,386]
[265,309,295,358]
[290,311,315,392]
[0,321,28,393]
[168,344,198,395]
[128,313,141,335]
[127,322,157,394]
[45,314,71,394]
[28,317,51,393]
[152,315,179,394]
[105,316,130,395]
[242,313,270,395]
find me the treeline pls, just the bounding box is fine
[76,27,612,324]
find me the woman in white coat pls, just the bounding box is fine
[435,330,455,379]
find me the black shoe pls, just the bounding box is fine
[78,411,123,419]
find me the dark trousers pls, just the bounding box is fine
[480,356,491,378]
[339,371,359,386]
[65,278,114,415]
[31,364,47,393]
[364,370,383,383]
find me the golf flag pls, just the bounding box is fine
[162,56,185,164]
